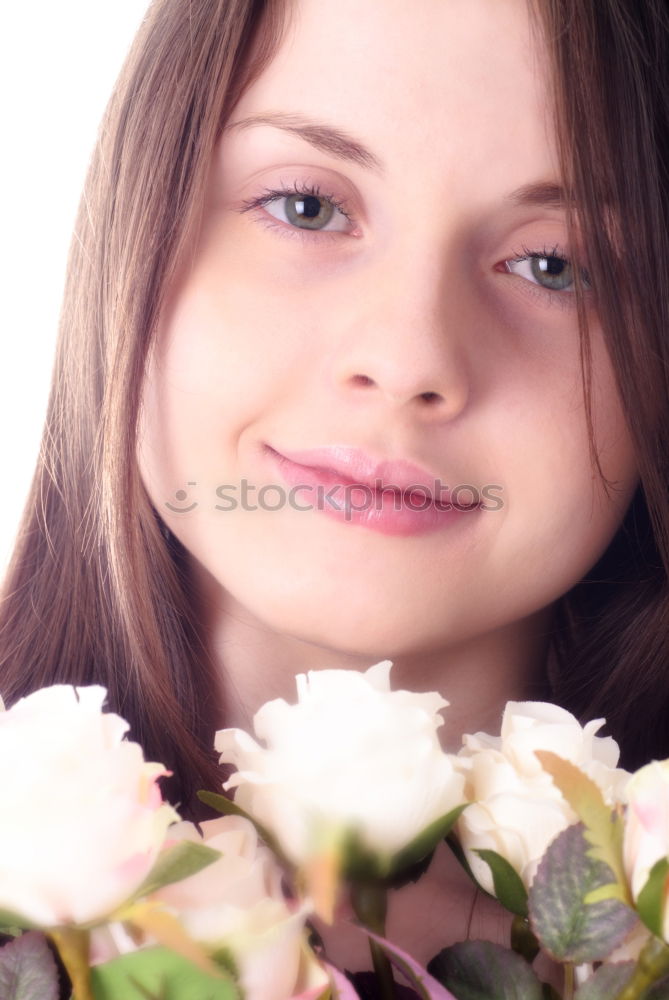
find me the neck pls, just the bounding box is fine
[190,558,555,746]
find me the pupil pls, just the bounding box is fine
[530,254,574,291]
[541,256,563,275]
[296,195,322,219]
[286,193,334,230]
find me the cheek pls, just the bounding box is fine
[140,304,276,486]
[136,245,322,512]
[458,303,634,562]
[161,237,324,422]
[165,285,280,408]
[491,332,637,591]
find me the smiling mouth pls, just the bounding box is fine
[266,445,485,511]
[263,443,470,505]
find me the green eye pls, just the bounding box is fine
[506,246,591,294]
[241,181,354,236]
[282,193,336,230]
[529,255,574,291]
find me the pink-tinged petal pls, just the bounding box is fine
[455,702,627,901]
[214,663,466,868]
[633,800,664,831]
[324,962,362,999]
[363,929,459,1000]
[289,985,331,1000]
[0,683,179,925]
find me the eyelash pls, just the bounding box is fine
[239,181,356,244]
[507,243,590,290]
[239,182,590,304]
[510,242,566,262]
[502,244,591,309]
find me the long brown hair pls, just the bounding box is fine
[0,0,295,815]
[0,0,667,815]
[533,0,669,768]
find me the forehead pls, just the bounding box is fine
[228,0,559,200]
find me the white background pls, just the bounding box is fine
[0,3,149,581]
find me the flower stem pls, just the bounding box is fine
[563,962,575,1000]
[613,936,669,1000]
[369,936,398,1000]
[48,927,92,1000]
[351,882,397,1000]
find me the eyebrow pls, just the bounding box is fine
[223,111,385,174]
[224,112,571,209]
[507,181,569,209]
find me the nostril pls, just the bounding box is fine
[420,391,442,403]
[351,374,375,387]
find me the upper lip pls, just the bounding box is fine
[267,444,457,503]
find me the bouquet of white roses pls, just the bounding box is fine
[2,664,669,1000]
[0,686,326,1000]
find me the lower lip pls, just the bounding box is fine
[265,446,480,537]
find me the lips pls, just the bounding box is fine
[265,444,464,506]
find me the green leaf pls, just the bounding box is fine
[337,832,383,883]
[386,845,436,890]
[119,901,223,977]
[90,945,239,1000]
[598,937,669,1000]
[131,841,222,901]
[209,947,239,980]
[427,940,544,999]
[573,959,669,1000]
[528,823,636,963]
[0,932,59,1000]
[534,751,629,905]
[197,791,295,872]
[511,916,541,963]
[573,962,634,1000]
[648,973,669,999]
[584,883,625,905]
[387,804,468,879]
[473,849,528,918]
[636,858,669,939]
[0,911,37,932]
[196,790,259,827]
[445,833,486,891]
[338,807,468,886]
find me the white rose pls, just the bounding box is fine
[0,685,179,926]
[215,661,465,868]
[623,760,669,940]
[92,816,328,1000]
[454,701,628,894]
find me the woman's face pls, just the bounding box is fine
[137,0,638,659]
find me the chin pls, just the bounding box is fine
[261,597,452,662]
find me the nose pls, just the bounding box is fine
[330,256,471,421]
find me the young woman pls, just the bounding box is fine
[0,0,667,971]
